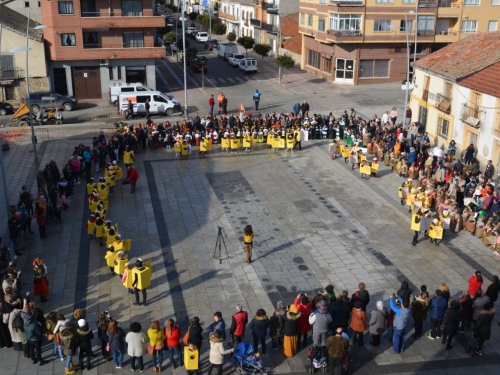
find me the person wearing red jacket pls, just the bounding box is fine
[126,166,139,193]
[293,293,312,347]
[467,271,483,296]
[164,319,183,368]
[230,304,248,347]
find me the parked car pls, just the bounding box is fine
[217,43,238,60]
[185,27,196,35]
[190,57,208,73]
[239,58,258,73]
[26,92,77,114]
[188,30,197,39]
[0,102,14,116]
[196,32,209,43]
[228,53,245,67]
[204,39,219,51]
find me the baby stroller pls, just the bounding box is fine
[230,342,269,375]
[306,346,328,373]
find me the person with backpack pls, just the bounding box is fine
[309,300,332,347]
[60,326,78,374]
[349,282,370,312]
[21,298,47,366]
[10,309,30,359]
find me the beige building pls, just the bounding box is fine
[410,31,500,176]
[298,0,500,85]
[0,4,50,103]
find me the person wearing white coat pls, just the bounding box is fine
[125,322,147,372]
[208,330,234,375]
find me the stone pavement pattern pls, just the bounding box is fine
[1,132,500,375]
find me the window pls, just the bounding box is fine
[109,67,122,80]
[493,0,500,4]
[329,14,362,31]
[488,21,498,31]
[61,33,76,46]
[318,19,325,32]
[307,50,320,69]
[400,19,413,32]
[153,94,168,103]
[58,1,74,14]
[320,0,326,4]
[123,31,144,48]
[402,0,415,2]
[122,0,142,16]
[300,13,304,24]
[322,56,332,73]
[461,20,477,33]
[83,31,98,47]
[308,15,313,26]
[374,20,391,32]
[464,0,480,4]
[137,95,150,103]
[376,0,393,2]
[417,15,435,31]
[438,117,449,137]
[359,60,389,78]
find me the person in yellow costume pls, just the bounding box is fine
[174,138,182,157]
[439,210,451,244]
[122,265,134,294]
[230,135,239,154]
[286,132,295,153]
[94,217,105,246]
[112,160,122,180]
[85,214,96,240]
[184,342,200,375]
[113,234,124,251]
[428,218,443,246]
[221,132,230,152]
[370,158,380,178]
[86,178,97,195]
[359,160,370,179]
[132,258,148,306]
[243,225,254,264]
[98,178,109,200]
[406,188,416,213]
[114,251,128,278]
[243,133,252,153]
[411,208,431,246]
[105,166,116,193]
[105,245,116,274]
[123,145,135,167]
[106,225,118,247]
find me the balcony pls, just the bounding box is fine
[329,0,365,6]
[419,0,438,7]
[262,2,279,13]
[434,31,459,42]
[429,93,452,113]
[250,18,261,27]
[417,30,435,36]
[79,9,164,28]
[460,103,484,128]
[0,68,25,80]
[262,22,278,34]
[218,12,237,22]
[327,29,363,42]
[79,42,165,59]
[438,0,461,7]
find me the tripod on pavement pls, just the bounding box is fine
[213,226,231,264]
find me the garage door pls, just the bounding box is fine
[73,67,102,99]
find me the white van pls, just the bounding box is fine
[119,91,181,117]
[108,82,153,105]
[239,58,258,73]
[217,42,239,60]
[196,32,208,43]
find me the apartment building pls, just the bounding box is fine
[218,0,256,38]
[41,0,165,100]
[0,4,50,103]
[410,32,500,174]
[299,0,500,85]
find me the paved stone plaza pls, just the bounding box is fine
[1,132,500,375]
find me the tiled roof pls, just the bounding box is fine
[459,62,500,99]
[413,32,500,82]
[0,4,44,41]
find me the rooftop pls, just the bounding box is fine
[0,4,44,42]
[459,62,500,99]
[413,32,500,82]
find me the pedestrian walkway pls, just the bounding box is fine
[2,129,499,375]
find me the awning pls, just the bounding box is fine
[437,14,459,18]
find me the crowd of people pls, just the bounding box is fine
[1,104,499,375]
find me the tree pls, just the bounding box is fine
[227,32,236,42]
[275,53,296,88]
[165,31,177,55]
[187,47,198,57]
[237,36,255,57]
[177,37,190,51]
[253,44,272,73]
[189,12,198,21]
[197,14,209,28]
[212,22,227,35]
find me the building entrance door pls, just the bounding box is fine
[73,67,102,99]
[335,58,354,83]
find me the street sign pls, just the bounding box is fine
[201,0,209,6]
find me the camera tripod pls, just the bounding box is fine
[213,226,231,264]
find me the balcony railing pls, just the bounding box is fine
[250,18,261,27]
[262,2,279,13]
[460,103,483,128]
[417,30,435,36]
[419,0,438,7]
[218,12,237,21]
[262,22,278,34]
[327,30,362,37]
[438,0,461,7]
[81,9,155,17]
[83,42,157,49]
[429,92,452,113]
[330,0,365,5]
[0,68,25,79]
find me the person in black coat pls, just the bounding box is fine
[248,309,269,355]
[349,282,370,312]
[485,276,499,304]
[441,300,460,349]
[75,319,94,371]
[330,295,350,333]
[397,281,412,308]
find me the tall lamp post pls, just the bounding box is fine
[181,0,188,118]
[9,9,47,157]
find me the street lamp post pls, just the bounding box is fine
[9,9,47,157]
[181,0,188,118]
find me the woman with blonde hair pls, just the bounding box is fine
[164,319,183,369]
[439,283,451,305]
[148,320,164,373]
